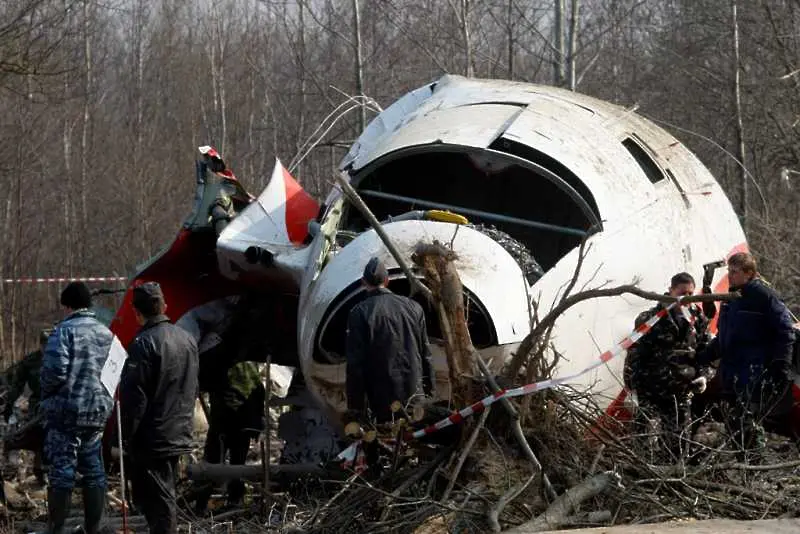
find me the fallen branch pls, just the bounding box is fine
[717,459,800,471]
[475,355,558,502]
[488,473,537,532]
[379,446,454,522]
[441,405,491,502]
[503,471,621,533]
[505,285,740,379]
[186,462,329,483]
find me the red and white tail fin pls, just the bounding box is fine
[261,158,320,245]
[216,159,319,281]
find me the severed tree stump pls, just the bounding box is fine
[412,240,475,407]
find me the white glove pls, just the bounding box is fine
[691,376,707,394]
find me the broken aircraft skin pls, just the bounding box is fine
[108,75,794,462]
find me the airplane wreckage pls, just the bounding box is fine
[109,75,758,464]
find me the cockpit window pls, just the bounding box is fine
[622,137,665,184]
[342,146,598,270]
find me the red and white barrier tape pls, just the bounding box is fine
[337,299,683,467]
[1,276,128,284]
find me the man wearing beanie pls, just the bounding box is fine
[119,282,198,534]
[345,257,435,424]
[40,282,115,534]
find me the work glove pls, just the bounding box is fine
[691,376,707,394]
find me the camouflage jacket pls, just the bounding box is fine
[4,349,43,419]
[40,310,115,429]
[624,302,713,402]
[206,359,265,430]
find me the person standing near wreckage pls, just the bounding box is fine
[4,327,51,486]
[40,282,115,534]
[194,356,265,514]
[624,272,714,445]
[706,252,796,449]
[119,282,199,534]
[345,257,436,424]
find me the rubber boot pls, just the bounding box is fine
[82,486,105,534]
[46,488,71,534]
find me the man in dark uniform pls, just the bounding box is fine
[195,356,264,514]
[705,252,796,448]
[624,273,714,444]
[4,329,48,422]
[4,328,50,485]
[120,282,199,534]
[345,257,435,424]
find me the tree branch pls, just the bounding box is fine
[505,285,739,379]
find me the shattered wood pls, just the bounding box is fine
[412,240,475,407]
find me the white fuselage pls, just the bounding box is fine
[218,75,745,415]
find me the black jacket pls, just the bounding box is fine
[706,278,795,395]
[120,315,199,458]
[346,288,435,422]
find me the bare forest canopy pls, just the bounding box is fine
[1,0,799,360]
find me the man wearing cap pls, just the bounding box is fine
[119,282,198,534]
[345,257,436,424]
[4,328,52,485]
[40,282,115,534]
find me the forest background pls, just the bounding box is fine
[1,0,797,362]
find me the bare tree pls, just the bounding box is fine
[731,0,747,229]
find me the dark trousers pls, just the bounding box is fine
[196,422,252,510]
[130,456,179,534]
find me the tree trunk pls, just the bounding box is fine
[507,0,514,79]
[567,0,580,90]
[553,0,565,86]
[461,0,473,77]
[412,242,474,406]
[353,0,366,131]
[80,0,93,238]
[297,0,308,177]
[732,0,748,231]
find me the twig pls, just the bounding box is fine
[689,479,779,502]
[589,444,605,474]
[475,355,558,502]
[262,355,271,516]
[717,459,800,471]
[392,445,453,499]
[441,405,491,502]
[487,473,537,532]
[306,472,361,526]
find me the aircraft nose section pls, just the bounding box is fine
[298,220,534,374]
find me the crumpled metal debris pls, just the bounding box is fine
[468,224,545,284]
